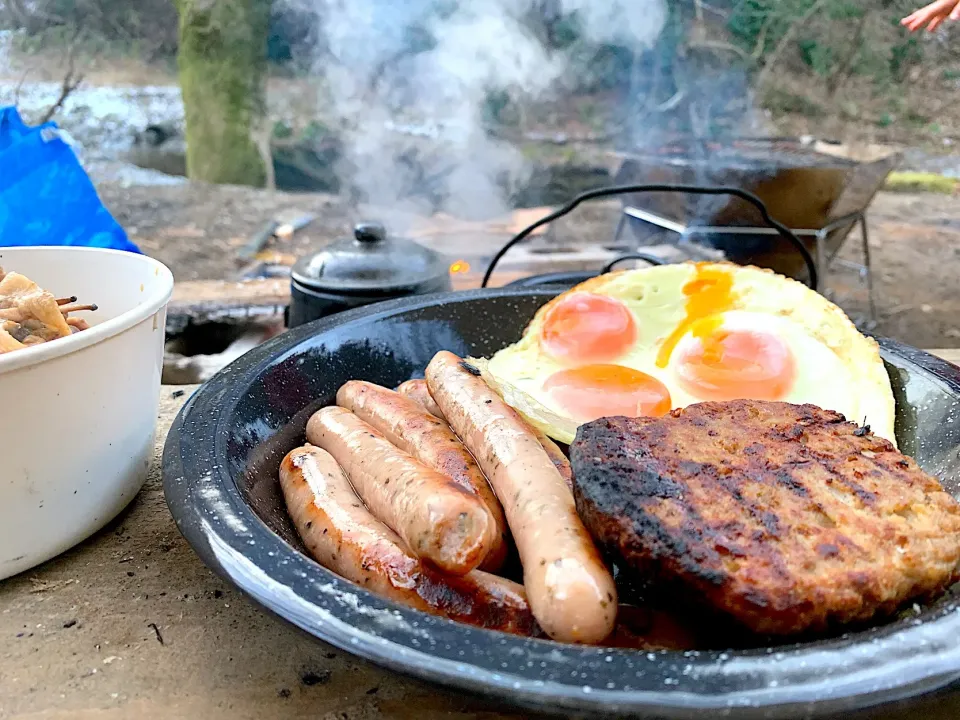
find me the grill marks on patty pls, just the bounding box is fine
[571,400,960,635]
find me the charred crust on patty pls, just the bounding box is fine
[571,399,960,636]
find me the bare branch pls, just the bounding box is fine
[14,69,31,107]
[253,118,276,191]
[755,0,831,91]
[689,38,752,61]
[38,35,85,125]
[752,12,777,60]
[5,0,67,27]
[827,10,873,98]
[38,71,83,125]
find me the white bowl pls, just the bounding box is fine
[0,247,174,580]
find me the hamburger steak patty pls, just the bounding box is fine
[570,400,960,635]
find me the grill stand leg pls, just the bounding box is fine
[860,216,877,324]
[612,213,628,247]
[815,228,829,300]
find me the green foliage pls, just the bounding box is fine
[727,0,940,106]
[885,171,958,193]
[548,16,581,50]
[826,2,865,21]
[890,37,923,80]
[5,0,178,59]
[272,121,294,140]
[728,0,818,53]
[482,88,518,127]
[798,39,834,76]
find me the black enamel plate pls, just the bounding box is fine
[163,289,960,719]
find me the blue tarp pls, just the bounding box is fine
[0,106,140,253]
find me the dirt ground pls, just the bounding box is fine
[96,180,960,351]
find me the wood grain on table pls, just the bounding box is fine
[1,351,960,719]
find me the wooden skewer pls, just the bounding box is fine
[55,296,78,306]
[59,303,98,315]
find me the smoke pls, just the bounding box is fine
[301,0,667,222]
[558,0,667,47]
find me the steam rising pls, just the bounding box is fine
[302,0,667,221]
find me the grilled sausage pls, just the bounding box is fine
[337,380,509,571]
[397,379,444,418]
[532,427,573,491]
[425,351,617,644]
[279,445,538,635]
[306,406,496,576]
[400,377,573,490]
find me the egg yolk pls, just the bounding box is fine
[673,316,796,401]
[656,264,735,369]
[543,364,672,423]
[540,293,637,364]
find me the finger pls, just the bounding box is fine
[909,7,937,26]
[929,15,944,30]
[902,10,924,24]
[951,2,960,19]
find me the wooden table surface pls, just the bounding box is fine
[3,353,960,720]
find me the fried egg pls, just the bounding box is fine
[479,262,896,446]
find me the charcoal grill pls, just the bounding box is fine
[610,137,902,317]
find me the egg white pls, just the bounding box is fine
[483,262,896,446]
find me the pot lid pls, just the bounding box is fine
[291,222,450,294]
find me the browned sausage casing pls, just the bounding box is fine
[400,377,573,490]
[337,380,509,571]
[279,445,538,635]
[306,406,496,576]
[425,351,617,644]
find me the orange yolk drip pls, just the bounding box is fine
[656,264,735,369]
[543,364,672,423]
[539,292,637,364]
[673,316,796,401]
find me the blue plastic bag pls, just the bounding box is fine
[0,107,140,253]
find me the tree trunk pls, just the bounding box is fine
[174,0,271,187]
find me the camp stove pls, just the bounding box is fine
[490,139,901,321]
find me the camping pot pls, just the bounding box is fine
[287,221,452,328]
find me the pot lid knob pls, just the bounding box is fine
[354,222,386,244]
[290,220,452,296]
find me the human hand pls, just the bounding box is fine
[902,0,960,32]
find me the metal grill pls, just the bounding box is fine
[610,138,902,320]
